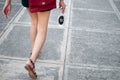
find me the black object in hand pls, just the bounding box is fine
[58,15,64,25]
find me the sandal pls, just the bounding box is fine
[30,52,39,58]
[24,59,37,79]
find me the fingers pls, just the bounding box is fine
[2,7,5,16]
[59,1,66,14]
[7,9,11,18]
[60,6,66,13]
[2,6,11,19]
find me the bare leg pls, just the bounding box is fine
[30,11,50,63]
[25,9,39,79]
[27,8,38,49]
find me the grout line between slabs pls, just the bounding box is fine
[12,22,67,29]
[72,7,115,13]
[69,28,120,34]
[109,0,120,21]
[0,55,64,65]
[65,63,120,70]
[62,0,72,80]
[13,8,27,23]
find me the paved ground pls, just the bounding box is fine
[0,0,120,80]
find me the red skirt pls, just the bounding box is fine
[29,0,56,13]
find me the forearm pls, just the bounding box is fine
[60,0,64,1]
[5,0,11,5]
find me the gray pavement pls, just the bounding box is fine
[0,0,120,80]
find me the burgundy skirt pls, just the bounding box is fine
[21,0,56,13]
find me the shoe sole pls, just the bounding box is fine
[24,65,37,79]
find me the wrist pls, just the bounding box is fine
[5,0,11,4]
[60,0,64,2]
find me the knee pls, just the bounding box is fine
[37,28,47,34]
[37,25,47,34]
[31,20,38,28]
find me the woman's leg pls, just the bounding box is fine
[27,8,38,49]
[30,11,50,63]
[25,9,38,79]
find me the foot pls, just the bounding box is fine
[25,59,37,79]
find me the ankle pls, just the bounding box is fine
[30,57,36,63]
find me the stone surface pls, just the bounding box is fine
[66,30,120,67]
[39,27,65,61]
[70,9,120,32]
[64,66,120,80]
[114,1,120,12]
[0,23,7,36]
[0,59,62,80]
[0,25,31,58]
[0,25,65,61]
[72,0,113,11]
[113,0,120,1]
[17,9,30,23]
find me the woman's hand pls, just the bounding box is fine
[59,0,66,13]
[2,0,11,19]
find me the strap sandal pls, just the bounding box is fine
[30,52,39,58]
[25,59,37,79]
